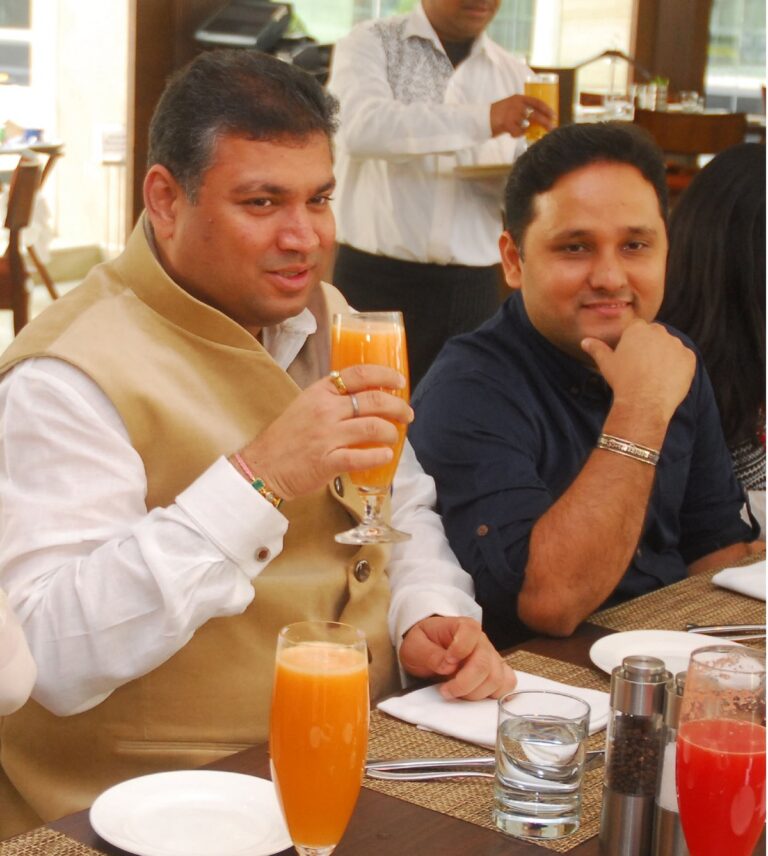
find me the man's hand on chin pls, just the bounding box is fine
[399,615,517,701]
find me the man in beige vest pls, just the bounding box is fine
[0,50,516,836]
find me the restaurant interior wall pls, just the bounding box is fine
[49,0,762,237]
[0,0,128,281]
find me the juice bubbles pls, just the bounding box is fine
[676,718,766,856]
[331,315,410,490]
[524,73,559,142]
[270,640,369,849]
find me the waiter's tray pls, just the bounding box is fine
[454,163,513,180]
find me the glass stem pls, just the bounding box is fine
[359,490,386,525]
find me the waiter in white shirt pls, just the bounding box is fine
[329,0,553,385]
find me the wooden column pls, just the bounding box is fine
[631,0,714,93]
[126,0,222,231]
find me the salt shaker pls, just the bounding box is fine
[599,655,671,856]
[651,672,689,856]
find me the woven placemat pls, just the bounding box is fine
[364,650,610,853]
[0,828,102,856]
[591,564,765,649]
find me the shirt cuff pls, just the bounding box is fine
[176,456,287,579]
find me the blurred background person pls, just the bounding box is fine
[660,142,765,532]
[328,0,553,386]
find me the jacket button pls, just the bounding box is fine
[476,524,489,537]
[334,477,344,497]
[353,560,371,582]
[256,547,271,562]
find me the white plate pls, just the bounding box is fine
[589,629,742,676]
[89,770,291,856]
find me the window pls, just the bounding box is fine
[706,0,766,112]
[0,0,31,85]
[290,0,535,55]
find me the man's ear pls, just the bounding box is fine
[499,230,523,291]
[143,165,182,240]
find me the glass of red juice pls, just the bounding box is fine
[676,645,766,856]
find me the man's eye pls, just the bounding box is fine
[246,198,273,208]
[625,241,648,251]
[560,243,588,254]
[310,194,334,206]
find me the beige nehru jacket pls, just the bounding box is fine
[0,218,400,833]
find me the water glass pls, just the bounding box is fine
[493,690,591,840]
[679,90,703,112]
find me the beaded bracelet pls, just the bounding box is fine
[232,452,284,509]
[596,433,660,467]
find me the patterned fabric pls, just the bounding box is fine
[731,438,766,490]
[372,18,453,105]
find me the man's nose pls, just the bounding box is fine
[277,209,321,253]
[587,249,627,291]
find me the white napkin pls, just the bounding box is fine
[711,561,766,601]
[377,671,610,750]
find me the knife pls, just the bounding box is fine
[365,750,604,780]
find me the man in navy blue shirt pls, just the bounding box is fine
[410,123,761,649]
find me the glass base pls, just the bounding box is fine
[295,846,336,856]
[335,522,411,545]
[493,809,580,841]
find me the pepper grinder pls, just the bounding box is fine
[651,672,689,856]
[599,655,671,856]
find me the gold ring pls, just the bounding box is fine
[524,106,533,118]
[329,370,348,395]
[349,393,360,418]
[520,118,530,130]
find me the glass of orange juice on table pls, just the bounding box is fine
[524,72,559,142]
[331,310,411,544]
[270,621,369,856]
[676,645,766,856]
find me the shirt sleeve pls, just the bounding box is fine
[676,364,758,563]
[328,25,492,159]
[387,440,481,647]
[410,371,552,616]
[0,358,287,716]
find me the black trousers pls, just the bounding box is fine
[333,244,502,388]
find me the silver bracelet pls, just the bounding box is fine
[596,433,660,466]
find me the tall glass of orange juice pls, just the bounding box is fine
[524,72,559,142]
[270,621,369,856]
[330,310,411,544]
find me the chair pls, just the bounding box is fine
[25,143,64,301]
[0,161,43,334]
[633,109,748,202]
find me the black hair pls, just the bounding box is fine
[659,143,765,447]
[504,122,669,250]
[147,49,339,201]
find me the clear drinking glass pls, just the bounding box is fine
[493,690,591,840]
[331,311,411,544]
[523,73,559,142]
[269,621,369,856]
[676,645,766,856]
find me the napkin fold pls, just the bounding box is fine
[711,561,766,601]
[377,671,610,750]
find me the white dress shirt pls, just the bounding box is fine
[328,2,529,266]
[0,307,480,716]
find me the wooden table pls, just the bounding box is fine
[23,567,768,855]
[45,623,606,856]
